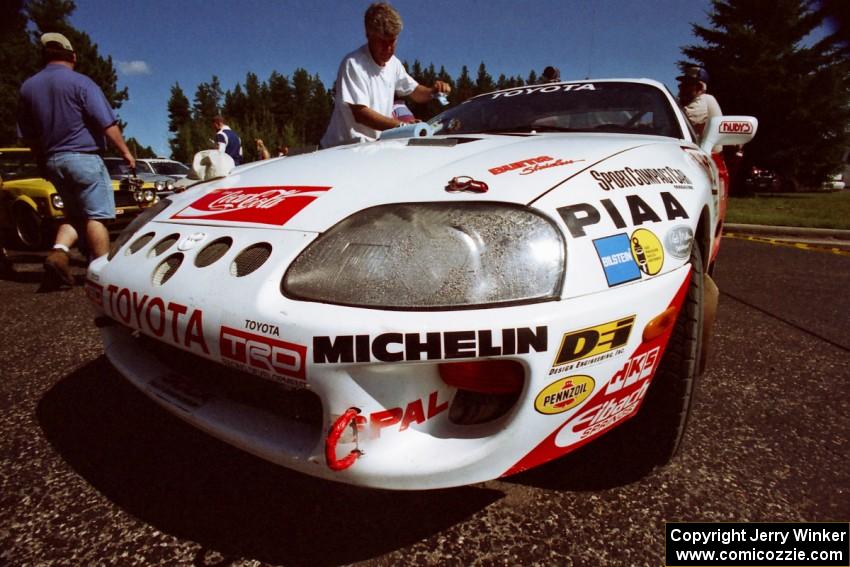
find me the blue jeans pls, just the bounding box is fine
[45,152,115,221]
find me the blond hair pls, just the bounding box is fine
[365,3,403,37]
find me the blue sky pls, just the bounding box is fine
[70,0,715,157]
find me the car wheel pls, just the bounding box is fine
[596,243,705,469]
[13,203,46,249]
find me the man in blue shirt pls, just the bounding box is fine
[17,32,135,287]
[212,115,243,165]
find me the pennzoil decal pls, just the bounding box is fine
[171,186,331,225]
[630,228,664,276]
[535,376,595,415]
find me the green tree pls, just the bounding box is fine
[682,0,850,191]
[453,65,475,104]
[167,83,194,162]
[474,62,494,96]
[0,0,38,145]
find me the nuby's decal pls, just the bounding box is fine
[594,234,641,286]
[219,326,306,383]
[590,167,693,191]
[630,229,664,276]
[535,376,595,415]
[665,225,694,259]
[171,186,330,225]
[489,156,584,176]
[719,120,753,134]
[558,192,689,238]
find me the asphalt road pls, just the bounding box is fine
[1,237,848,566]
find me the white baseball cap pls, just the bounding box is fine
[40,32,74,52]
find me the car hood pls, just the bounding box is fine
[159,134,660,233]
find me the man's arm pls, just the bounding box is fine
[408,81,451,104]
[104,124,136,170]
[349,104,402,131]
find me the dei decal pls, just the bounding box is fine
[594,234,641,286]
[313,327,547,364]
[630,229,664,276]
[535,376,595,415]
[552,315,634,372]
[220,326,307,382]
[590,167,693,191]
[171,186,331,225]
[489,83,596,99]
[489,156,584,176]
[558,192,688,238]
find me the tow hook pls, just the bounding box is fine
[325,407,364,471]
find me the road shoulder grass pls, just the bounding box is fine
[725,190,850,230]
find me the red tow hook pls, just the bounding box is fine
[325,407,364,471]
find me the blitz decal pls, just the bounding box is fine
[489,83,596,99]
[590,167,693,191]
[553,315,634,369]
[313,327,548,363]
[719,121,753,134]
[220,326,306,382]
[594,234,641,287]
[489,156,584,176]
[535,376,595,415]
[557,191,689,238]
[171,186,331,225]
[101,285,209,353]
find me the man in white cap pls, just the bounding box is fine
[17,32,135,287]
[320,2,451,148]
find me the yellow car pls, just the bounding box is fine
[0,147,146,249]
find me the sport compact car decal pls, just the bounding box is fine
[171,186,331,225]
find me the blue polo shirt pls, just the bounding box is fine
[17,63,118,156]
[216,126,243,165]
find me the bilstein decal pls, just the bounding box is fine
[535,376,595,415]
[630,228,664,276]
[557,192,689,238]
[313,327,547,364]
[594,234,641,287]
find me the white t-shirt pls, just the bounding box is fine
[682,92,722,136]
[320,45,418,148]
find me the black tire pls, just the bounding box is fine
[13,203,46,249]
[597,243,705,468]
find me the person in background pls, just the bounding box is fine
[256,138,270,160]
[17,32,135,287]
[676,65,721,140]
[320,2,451,148]
[277,145,289,157]
[541,66,561,83]
[212,115,243,165]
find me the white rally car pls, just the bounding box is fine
[87,79,756,489]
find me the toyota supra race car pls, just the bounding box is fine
[88,79,756,489]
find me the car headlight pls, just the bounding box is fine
[108,197,172,260]
[154,180,176,192]
[50,193,64,210]
[282,202,565,309]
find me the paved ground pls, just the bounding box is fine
[0,237,848,566]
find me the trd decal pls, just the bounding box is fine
[220,326,307,382]
[171,186,331,225]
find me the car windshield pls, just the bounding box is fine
[150,161,189,176]
[0,151,40,180]
[429,81,682,138]
[103,158,133,176]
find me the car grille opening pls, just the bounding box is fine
[152,253,183,286]
[230,242,272,277]
[128,232,155,255]
[195,237,233,268]
[149,233,180,257]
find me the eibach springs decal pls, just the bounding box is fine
[171,186,331,225]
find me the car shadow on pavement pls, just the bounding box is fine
[36,356,503,566]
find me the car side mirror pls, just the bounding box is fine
[700,116,758,153]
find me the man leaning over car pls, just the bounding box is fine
[17,32,135,288]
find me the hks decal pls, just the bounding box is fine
[171,186,331,225]
[313,327,548,363]
[558,191,689,238]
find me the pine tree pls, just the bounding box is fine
[0,0,38,145]
[683,0,850,190]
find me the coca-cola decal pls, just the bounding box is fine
[171,186,331,225]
